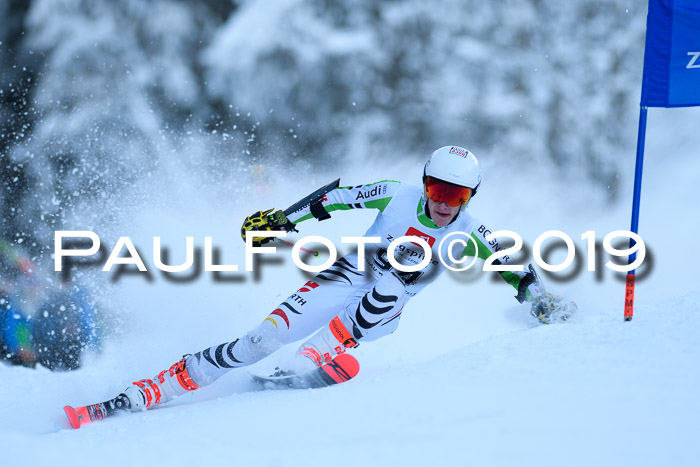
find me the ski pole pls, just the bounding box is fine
[275,238,319,257]
[283,178,340,217]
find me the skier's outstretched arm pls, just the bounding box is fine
[240,181,401,245]
[463,224,577,324]
[285,180,401,223]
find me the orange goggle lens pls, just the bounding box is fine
[424,177,472,207]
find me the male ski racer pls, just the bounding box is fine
[103,146,576,412]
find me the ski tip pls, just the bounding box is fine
[321,353,360,384]
[63,405,81,429]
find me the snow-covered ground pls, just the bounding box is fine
[2,108,699,466]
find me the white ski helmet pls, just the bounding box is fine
[423,146,481,197]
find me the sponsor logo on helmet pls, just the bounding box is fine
[449,146,469,157]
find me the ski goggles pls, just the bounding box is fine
[424,177,472,207]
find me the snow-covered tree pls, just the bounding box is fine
[2,0,649,255]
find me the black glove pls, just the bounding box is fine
[240,209,297,247]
